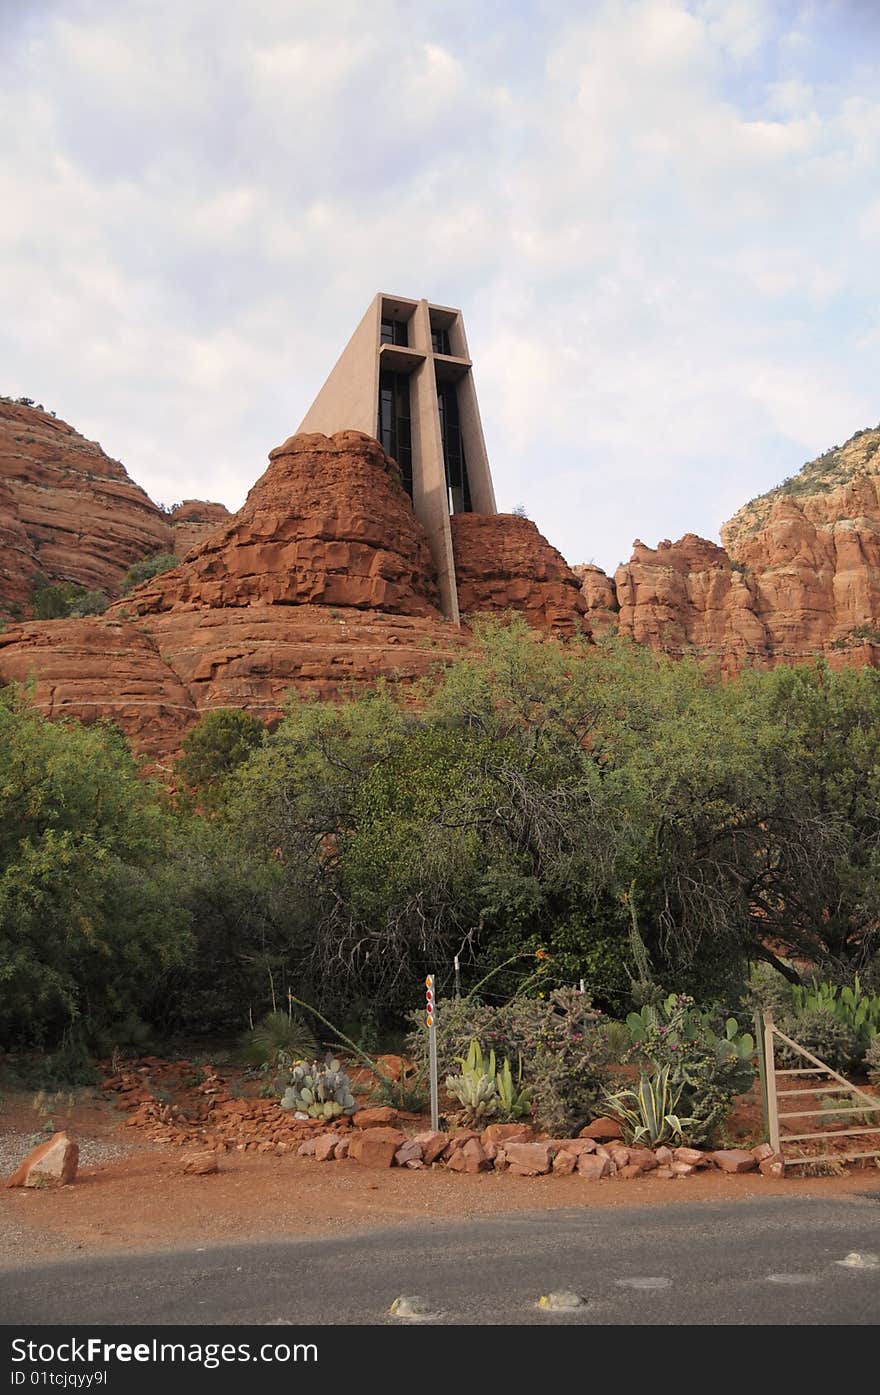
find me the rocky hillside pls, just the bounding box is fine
[0,431,585,759]
[722,427,880,555]
[0,398,229,616]
[579,424,880,669]
[0,398,171,613]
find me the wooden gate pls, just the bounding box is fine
[761,1012,880,1169]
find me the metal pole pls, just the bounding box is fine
[453,955,461,999]
[426,974,439,1132]
[763,1010,781,1153]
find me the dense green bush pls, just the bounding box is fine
[31,583,108,620]
[175,707,266,804]
[0,687,190,1049]
[69,590,109,617]
[121,552,177,592]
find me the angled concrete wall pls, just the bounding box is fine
[296,292,496,624]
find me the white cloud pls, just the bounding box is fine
[0,0,877,572]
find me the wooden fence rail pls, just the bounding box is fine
[761,1012,880,1169]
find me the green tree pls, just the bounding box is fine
[0,687,190,1048]
[175,707,266,805]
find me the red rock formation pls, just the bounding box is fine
[577,426,880,670]
[612,535,769,665]
[450,513,587,635]
[0,432,464,758]
[169,500,231,557]
[0,399,172,613]
[0,615,198,759]
[572,563,619,638]
[123,431,441,619]
[722,430,880,658]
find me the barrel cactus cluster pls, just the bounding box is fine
[280,1058,357,1120]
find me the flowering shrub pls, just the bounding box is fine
[406,987,613,1135]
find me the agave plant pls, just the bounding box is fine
[280,1058,357,1120]
[602,1066,693,1147]
[495,1054,532,1121]
[445,1039,499,1123]
[446,1039,533,1124]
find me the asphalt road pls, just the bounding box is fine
[2,1196,879,1325]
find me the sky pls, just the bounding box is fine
[1,0,878,574]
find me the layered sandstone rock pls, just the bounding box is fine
[572,563,619,638]
[722,427,880,658]
[0,399,172,612]
[0,615,198,759]
[169,500,231,557]
[123,431,441,619]
[450,513,587,635]
[577,425,880,669]
[0,432,464,757]
[612,535,770,665]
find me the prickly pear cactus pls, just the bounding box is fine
[280,1058,357,1118]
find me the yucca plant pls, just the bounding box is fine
[602,1066,693,1147]
[243,1009,316,1068]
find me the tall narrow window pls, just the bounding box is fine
[437,384,471,514]
[377,370,412,496]
[431,326,451,355]
[380,317,408,346]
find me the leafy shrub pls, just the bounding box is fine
[865,1036,880,1085]
[407,988,613,1136]
[31,583,109,620]
[121,553,177,593]
[0,687,190,1049]
[176,708,266,800]
[69,590,109,617]
[32,584,78,620]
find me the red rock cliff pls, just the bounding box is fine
[577,425,880,669]
[169,500,231,557]
[0,398,172,613]
[451,513,587,635]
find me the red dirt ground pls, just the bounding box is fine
[2,1073,878,1269]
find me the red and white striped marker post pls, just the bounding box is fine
[425,974,439,1131]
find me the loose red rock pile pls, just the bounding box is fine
[101,1064,784,1180]
[101,1059,366,1155]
